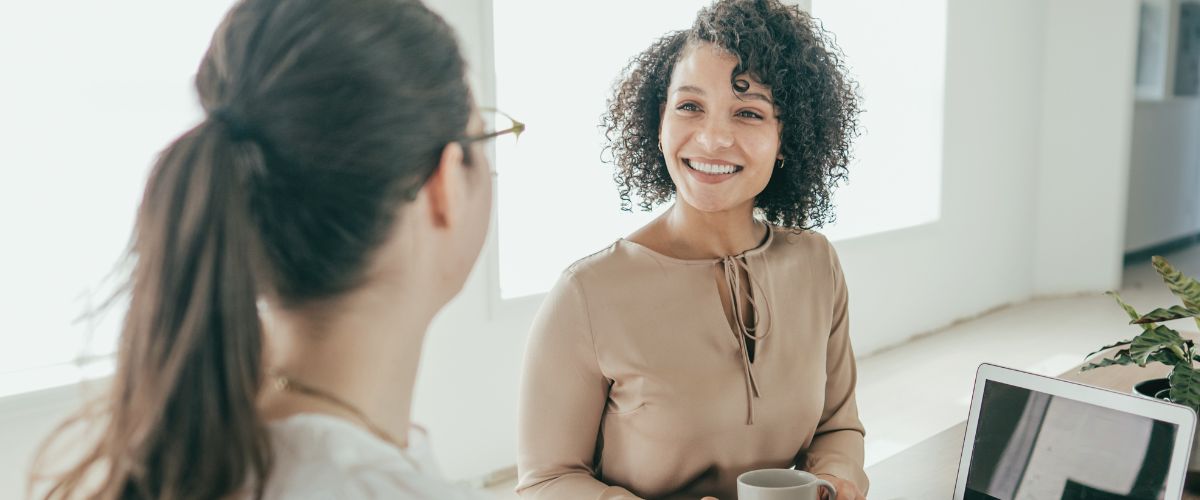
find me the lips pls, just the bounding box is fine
[684,159,743,175]
[681,158,743,185]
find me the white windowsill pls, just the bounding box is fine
[0,358,115,419]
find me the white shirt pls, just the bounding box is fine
[260,414,491,499]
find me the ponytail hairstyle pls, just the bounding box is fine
[33,0,471,498]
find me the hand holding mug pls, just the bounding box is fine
[814,474,864,500]
[736,469,838,500]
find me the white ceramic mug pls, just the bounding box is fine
[736,469,836,500]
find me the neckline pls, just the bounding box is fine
[619,223,776,265]
[271,374,405,450]
[271,413,418,445]
[270,413,425,465]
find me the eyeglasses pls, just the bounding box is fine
[459,107,525,145]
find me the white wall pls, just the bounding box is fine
[834,0,1047,353]
[0,0,1142,496]
[1033,0,1138,294]
[1125,97,1200,251]
[837,0,1137,351]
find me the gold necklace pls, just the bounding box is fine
[271,374,406,449]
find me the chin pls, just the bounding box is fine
[677,192,745,214]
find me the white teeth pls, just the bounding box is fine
[688,161,738,175]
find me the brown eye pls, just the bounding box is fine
[737,110,763,120]
[677,102,701,112]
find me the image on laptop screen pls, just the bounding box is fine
[963,380,1179,500]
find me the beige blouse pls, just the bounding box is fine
[516,227,868,500]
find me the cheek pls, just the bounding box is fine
[747,132,781,187]
[747,130,781,162]
[478,174,493,229]
[465,162,493,238]
[659,116,688,151]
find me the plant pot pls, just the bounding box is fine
[1134,377,1200,491]
[1134,378,1171,400]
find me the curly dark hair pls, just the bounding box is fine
[602,0,860,230]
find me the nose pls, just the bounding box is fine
[694,115,734,151]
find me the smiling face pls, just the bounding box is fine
[659,42,782,215]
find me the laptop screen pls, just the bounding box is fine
[963,380,1179,500]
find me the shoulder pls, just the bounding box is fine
[538,238,690,324]
[314,470,485,500]
[557,239,666,288]
[262,468,485,500]
[768,227,838,264]
[763,227,848,293]
[536,242,622,314]
[261,415,486,500]
[563,239,645,275]
[562,241,619,276]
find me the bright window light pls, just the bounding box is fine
[493,0,946,299]
[812,0,946,241]
[492,0,709,299]
[0,2,237,378]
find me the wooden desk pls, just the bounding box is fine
[864,361,1196,499]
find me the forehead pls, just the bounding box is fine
[668,42,771,97]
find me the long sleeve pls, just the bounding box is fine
[515,271,642,500]
[798,240,869,493]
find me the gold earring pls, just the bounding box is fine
[776,158,786,169]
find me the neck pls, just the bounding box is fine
[259,286,433,448]
[662,202,766,259]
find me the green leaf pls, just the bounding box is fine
[1133,305,1200,324]
[1151,349,1184,366]
[1108,291,1155,331]
[1153,256,1200,310]
[1129,325,1187,366]
[1080,350,1136,371]
[1169,364,1200,413]
[1084,339,1134,360]
[1081,349,1180,371]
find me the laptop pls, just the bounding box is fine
[953,364,1197,500]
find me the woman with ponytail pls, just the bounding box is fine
[31,0,505,498]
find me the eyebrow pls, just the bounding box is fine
[672,84,773,104]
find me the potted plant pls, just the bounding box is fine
[1085,255,1200,473]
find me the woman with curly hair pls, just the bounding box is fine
[516,0,866,499]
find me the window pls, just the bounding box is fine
[493,0,947,299]
[0,1,237,392]
[811,0,946,240]
[491,0,708,299]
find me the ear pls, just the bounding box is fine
[423,141,466,229]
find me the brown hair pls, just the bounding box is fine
[602,0,861,229]
[32,0,471,498]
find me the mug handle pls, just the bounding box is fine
[814,478,837,500]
